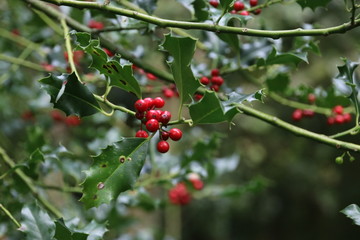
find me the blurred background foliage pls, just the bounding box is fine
[1,0,360,239]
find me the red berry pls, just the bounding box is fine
[64,50,84,65]
[302,109,315,117]
[51,110,65,122]
[41,63,55,72]
[334,114,345,124]
[249,0,258,6]
[211,76,224,86]
[21,111,35,121]
[146,110,160,121]
[200,76,210,85]
[161,131,170,140]
[333,105,344,115]
[146,73,157,80]
[163,88,175,98]
[65,116,81,126]
[169,128,182,141]
[233,1,245,11]
[307,93,316,104]
[153,97,165,108]
[159,111,172,125]
[194,93,203,101]
[230,10,237,14]
[143,98,154,109]
[88,20,104,30]
[145,119,159,132]
[209,0,219,8]
[190,179,204,190]
[168,182,191,205]
[135,111,144,120]
[253,8,262,15]
[157,140,170,153]
[135,130,149,138]
[211,68,220,77]
[134,99,148,112]
[103,48,114,57]
[343,113,352,123]
[327,116,335,125]
[292,109,303,121]
[239,10,249,15]
[210,84,220,92]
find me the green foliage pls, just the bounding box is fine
[296,0,332,10]
[74,32,142,98]
[192,0,210,21]
[161,34,201,105]
[39,73,101,117]
[54,219,88,240]
[81,138,149,209]
[20,203,55,240]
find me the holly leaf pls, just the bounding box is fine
[333,58,360,114]
[266,73,290,93]
[74,32,141,98]
[193,0,209,21]
[257,47,308,67]
[23,148,45,179]
[80,138,149,209]
[220,0,235,9]
[220,12,252,26]
[54,219,88,240]
[39,73,101,117]
[20,203,55,240]
[161,34,201,105]
[341,204,360,226]
[189,91,230,124]
[296,0,332,10]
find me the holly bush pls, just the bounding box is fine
[1,0,360,239]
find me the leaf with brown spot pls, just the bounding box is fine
[80,137,149,209]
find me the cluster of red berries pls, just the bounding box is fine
[132,64,158,81]
[209,0,261,15]
[195,68,224,100]
[134,97,182,153]
[292,109,315,121]
[327,105,352,125]
[51,110,81,126]
[168,173,204,205]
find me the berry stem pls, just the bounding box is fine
[61,18,83,84]
[0,203,22,228]
[329,126,360,139]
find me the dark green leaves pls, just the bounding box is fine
[161,34,201,105]
[333,58,360,114]
[220,0,235,9]
[257,47,308,67]
[296,0,332,10]
[74,32,141,98]
[54,219,88,240]
[80,138,149,209]
[341,204,360,226]
[193,0,209,21]
[20,203,55,240]
[266,73,290,93]
[189,90,263,124]
[39,73,101,117]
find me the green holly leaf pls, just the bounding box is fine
[266,73,290,93]
[74,32,141,98]
[296,0,332,10]
[220,0,235,9]
[189,91,230,124]
[161,34,201,105]
[80,138,149,209]
[341,204,360,226]
[54,219,88,240]
[20,203,55,240]
[257,47,308,67]
[23,148,45,180]
[193,0,209,21]
[333,58,360,114]
[39,73,101,117]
